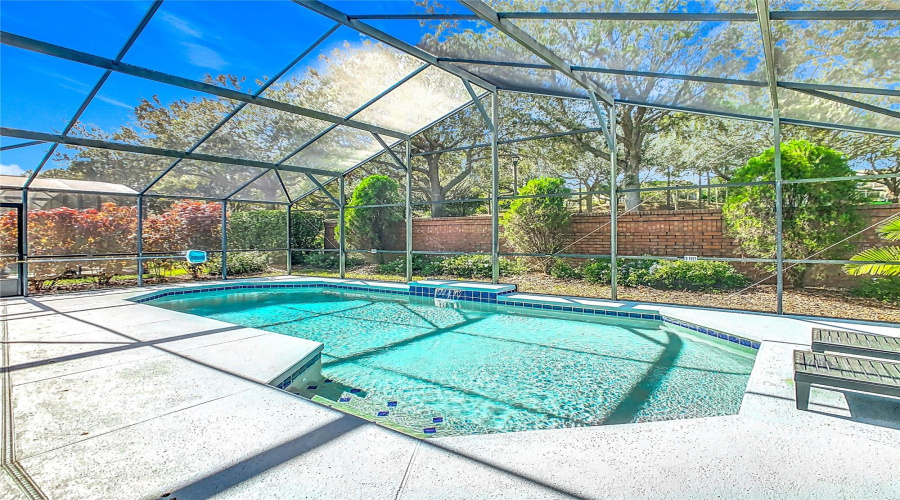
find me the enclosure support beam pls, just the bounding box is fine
[774,110,785,315]
[1,127,345,178]
[788,87,900,120]
[491,92,500,284]
[459,0,615,105]
[294,1,496,92]
[286,205,292,276]
[371,133,407,170]
[21,189,28,297]
[405,139,413,282]
[305,174,341,207]
[221,201,228,281]
[137,195,144,287]
[608,105,619,300]
[339,176,346,279]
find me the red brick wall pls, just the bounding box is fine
[324,204,898,283]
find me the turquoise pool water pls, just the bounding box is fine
[150,288,756,436]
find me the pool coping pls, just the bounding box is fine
[131,277,761,352]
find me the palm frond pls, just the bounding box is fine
[879,218,900,242]
[843,246,900,276]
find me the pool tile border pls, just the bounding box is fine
[275,353,321,390]
[662,316,760,350]
[131,281,758,350]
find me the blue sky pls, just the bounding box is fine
[0,1,367,175]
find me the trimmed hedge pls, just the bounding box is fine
[205,251,268,276]
[228,209,324,252]
[582,258,747,291]
[377,254,527,279]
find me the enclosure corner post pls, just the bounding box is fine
[137,195,144,287]
[286,203,292,276]
[221,200,227,281]
[609,104,618,300]
[774,109,784,314]
[491,91,500,284]
[21,188,29,297]
[405,139,413,282]
[339,175,346,279]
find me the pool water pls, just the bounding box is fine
[150,288,756,437]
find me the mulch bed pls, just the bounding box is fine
[336,266,900,324]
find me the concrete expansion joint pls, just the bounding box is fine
[394,440,421,500]
[1,302,48,500]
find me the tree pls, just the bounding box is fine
[345,175,403,262]
[845,218,900,277]
[723,140,868,287]
[501,177,572,273]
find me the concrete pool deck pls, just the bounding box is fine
[2,277,899,499]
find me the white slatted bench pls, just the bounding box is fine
[794,350,900,410]
[812,328,900,362]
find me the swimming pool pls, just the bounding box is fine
[149,287,756,437]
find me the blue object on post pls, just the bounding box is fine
[185,250,208,264]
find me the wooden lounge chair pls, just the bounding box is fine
[794,350,900,410]
[812,328,900,362]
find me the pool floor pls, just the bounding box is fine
[150,288,756,437]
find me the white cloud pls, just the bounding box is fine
[96,95,134,109]
[160,12,202,38]
[1,163,26,176]
[184,43,227,71]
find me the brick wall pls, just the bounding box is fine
[323,205,898,285]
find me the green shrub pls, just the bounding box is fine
[438,255,526,279]
[723,140,867,287]
[377,255,446,276]
[228,209,324,250]
[295,252,365,269]
[549,259,583,279]
[345,175,403,263]
[299,252,339,269]
[581,258,746,291]
[582,258,655,286]
[500,177,572,273]
[853,277,900,305]
[206,251,268,276]
[648,260,748,291]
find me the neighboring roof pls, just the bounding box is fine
[0,175,137,195]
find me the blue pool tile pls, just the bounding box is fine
[350,388,361,393]
[339,397,351,403]
[432,417,443,423]
[377,411,389,417]
[307,385,318,390]
[751,341,761,349]
[423,427,436,434]
[740,339,751,347]
[717,333,728,339]
[324,379,333,383]
[387,401,398,407]
[728,336,739,343]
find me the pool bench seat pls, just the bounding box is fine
[794,350,900,410]
[811,328,900,362]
